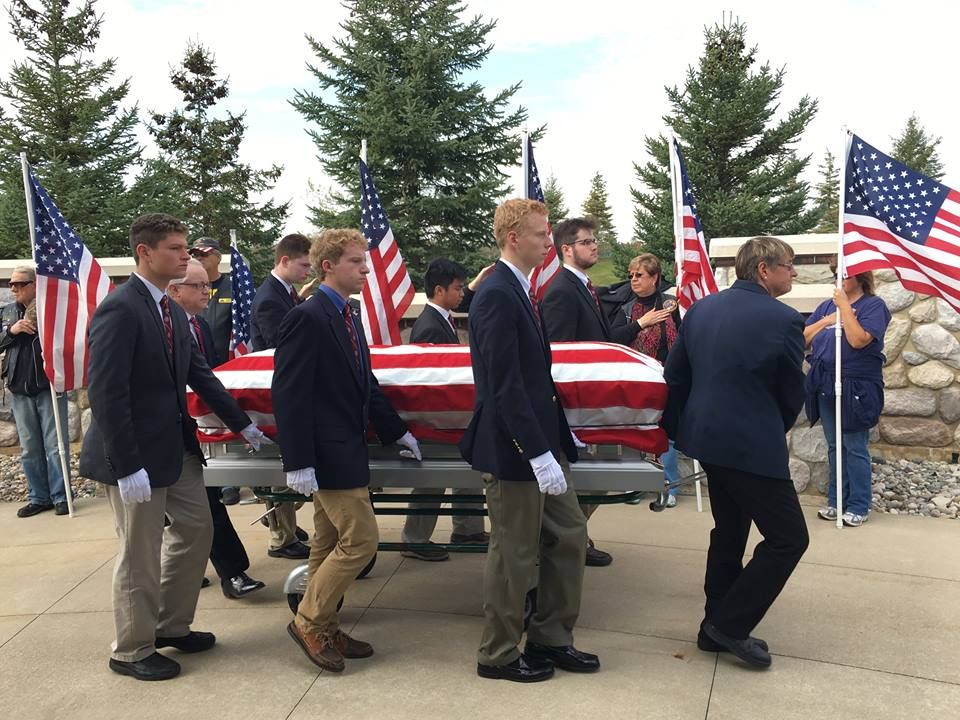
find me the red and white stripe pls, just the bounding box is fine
[36,247,112,392]
[844,188,960,311]
[188,341,668,453]
[361,225,414,346]
[529,239,559,301]
[675,211,718,315]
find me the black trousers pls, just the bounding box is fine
[702,463,809,639]
[206,487,249,581]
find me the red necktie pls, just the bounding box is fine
[586,279,602,313]
[190,316,205,355]
[343,304,360,367]
[290,288,300,306]
[448,314,459,340]
[528,289,542,332]
[159,296,174,356]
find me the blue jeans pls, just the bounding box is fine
[662,440,679,497]
[818,394,872,515]
[10,390,70,505]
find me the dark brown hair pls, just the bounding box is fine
[129,213,188,263]
[552,216,598,255]
[274,233,313,264]
[829,255,875,295]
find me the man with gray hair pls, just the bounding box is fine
[663,236,808,669]
[1,265,71,517]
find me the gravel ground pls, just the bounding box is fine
[0,452,98,504]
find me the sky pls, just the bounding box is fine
[2,0,959,246]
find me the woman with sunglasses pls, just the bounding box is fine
[608,253,682,506]
[803,259,890,527]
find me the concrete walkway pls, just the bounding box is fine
[0,495,957,720]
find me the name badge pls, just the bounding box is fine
[218,297,231,304]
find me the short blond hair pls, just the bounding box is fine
[493,199,548,249]
[310,229,367,279]
[735,236,794,282]
[11,264,35,281]
[628,253,661,280]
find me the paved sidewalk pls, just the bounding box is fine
[0,495,957,720]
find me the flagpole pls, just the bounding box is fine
[834,131,851,530]
[20,153,75,518]
[668,137,704,513]
[360,138,367,165]
[520,129,529,200]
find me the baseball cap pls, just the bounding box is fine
[189,237,223,255]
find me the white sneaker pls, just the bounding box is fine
[842,512,868,527]
[665,495,678,508]
[817,506,837,521]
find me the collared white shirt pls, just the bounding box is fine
[499,258,531,295]
[270,270,293,295]
[563,263,590,287]
[133,272,167,321]
[425,300,453,323]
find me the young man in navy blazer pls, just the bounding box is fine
[663,235,809,669]
[273,229,421,673]
[461,199,598,683]
[249,233,316,560]
[81,214,270,682]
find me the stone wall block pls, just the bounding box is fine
[907,360,955,389]
[880,418,952,446]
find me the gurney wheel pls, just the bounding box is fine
[357,553,377,579]
[288,593,344,615]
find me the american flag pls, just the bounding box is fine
[670,138,718,315]
[26,167,112,392]
[359,158,414,345]
[526,137,559,300]
[187,341,668,453]
[228,243,254,358]
[844,133,960,310]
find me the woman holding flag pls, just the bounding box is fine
[803,259,890,527]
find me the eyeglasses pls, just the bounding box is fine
[178,282,211,291]
[9,281,34,289]
[567,238,598,247]
[777,262,795,271]
[628,272,650,280]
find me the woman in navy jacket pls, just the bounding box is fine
[803,261,890,527]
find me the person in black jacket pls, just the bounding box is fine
[167,261,266,600]
[400,257,487,561]
[249,233,315,560]
[663,235,808,669]
[0,266,70,517]
[461,199,596,683]
[80,214,271,682]
[275,229,421,674]
[190,237,232,366]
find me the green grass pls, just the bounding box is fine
[586,257,620,287]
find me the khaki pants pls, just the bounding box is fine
[578,490,608,522]
[266,486,301,550]
[478,471,587,666]
[401,487,485,543]
[295,487,378,637]
[106,453,212,662]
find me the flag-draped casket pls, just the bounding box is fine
[187,341,668,453]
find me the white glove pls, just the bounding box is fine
[570,431,587,449]
[397,431,422,461]
[286,467,318,495]
[529,451,567,495]
[117,468,151,504]
[240,423,273,451]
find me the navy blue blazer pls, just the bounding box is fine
[251,274,296,351]
[459,261,576,482]
[271,289,407,490]
[80,275,250,487]
[193,314,218,367]
[540,267,641,346]
[410,304,459,344]
[662,280,805,481]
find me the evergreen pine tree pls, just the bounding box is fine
[0,0,142,259]
[581,171,617,250]
[291,0,529,280]
[148,43,289,280]
[812,149,839,234]
[891,114,944,180]
[542,173,569,221]
[631,19,818,280]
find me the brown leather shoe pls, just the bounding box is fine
[286,622,344,672]
[332,629,374,659]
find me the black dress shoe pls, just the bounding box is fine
[702,622,771,668]
[697,624,768,653]
[54,502,69,515]
[155,630,216,654]
[524,642,600,673]
[585,544,612,567]
[477,653,555,683]
[220,487,240,506]
[109,652,180,681]
[221,572,266,599]
[17,502,53,518]
[201,576,211,588]
[295,526,309,542]
[268,540,310,559]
